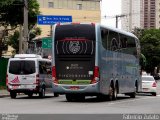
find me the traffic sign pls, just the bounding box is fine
[37,15,72,25]
[42,38,52,49]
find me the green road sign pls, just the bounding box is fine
[42,38,52,49]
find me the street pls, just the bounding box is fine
[0,93,160,114]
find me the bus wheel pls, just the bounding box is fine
[108,85,114,101]
[97,94,107,101]
[66,94,74,102]
[129,86,136,98]
[113,85,118,100]
[10,92,17,99]
[77,95,85,102]
[129,92,136,98]
[39,87,45,98]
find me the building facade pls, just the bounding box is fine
[143,0,156,29]
[122,0,160,31]
[37,0,101,37]
[121,0,142,32]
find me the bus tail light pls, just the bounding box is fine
[34,74,40,85]
[52,66,58,84]
[91,23,95,26]
[91,66,99,84]
[152,82,157,87]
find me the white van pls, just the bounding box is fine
[6,54,58,98]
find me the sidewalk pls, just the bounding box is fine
[0,89,9,97]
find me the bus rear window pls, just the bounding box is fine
[55,24,95,55]
[9,61,35,75]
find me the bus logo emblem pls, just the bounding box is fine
[69,41,80,54]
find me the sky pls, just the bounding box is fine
[101,0,122,28]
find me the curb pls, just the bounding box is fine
[0,89,10,98]
[0,94,10,98]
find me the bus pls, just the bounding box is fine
[51,23,141,101]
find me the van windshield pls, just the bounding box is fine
[9,60,35,75]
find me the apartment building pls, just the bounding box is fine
[121,0,142,32]
[37,0,101,37]
[143,0,156,28]
[122,0,160,31]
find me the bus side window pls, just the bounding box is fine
[101,28,108,49]
[108,30,119,51]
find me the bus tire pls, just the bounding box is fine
[129,92,136,98]
[39,87,45,98]
[113,83,118,100]
[10,91,17,99]
[97,94,107,101]
[66,94,74,102]
[107,83,115,101]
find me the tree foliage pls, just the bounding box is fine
[0,0,40,27]
[133,28,160,74]
[8,27,41,54]
[0,0,40,57]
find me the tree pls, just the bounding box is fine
[8,27,41,54]
[133,28,160,75]
[0,0,40,57]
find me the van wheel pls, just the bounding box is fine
[151,92,157,96]
[10,92,17,99]
[54,93,59,97]
[66,94,73,102]
[39,88,45,98]
[113,84,118,100]
[28,93,33,98]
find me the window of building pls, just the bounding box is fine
[48,2,54,8]
[77,4,82,10]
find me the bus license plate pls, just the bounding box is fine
[70,86,79,90]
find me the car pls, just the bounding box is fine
[141,75,157,96]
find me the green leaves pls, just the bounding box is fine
[133,28,160,74]
[0,0,41,56]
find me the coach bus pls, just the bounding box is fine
[51,23,141,101]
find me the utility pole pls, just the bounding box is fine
[115,14,126,28]
[19,25,23,54]
[23,0,28,53]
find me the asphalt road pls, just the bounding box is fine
[0,93,160,114]
[0,80,160,120]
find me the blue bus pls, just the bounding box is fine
[52,23,141,101]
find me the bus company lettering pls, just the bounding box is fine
[66,64,83,70]
[58,74,91,78]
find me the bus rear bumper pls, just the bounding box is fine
[52,83,99,95]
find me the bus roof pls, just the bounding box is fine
[99,23,138,39]
[54,23,138,39]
